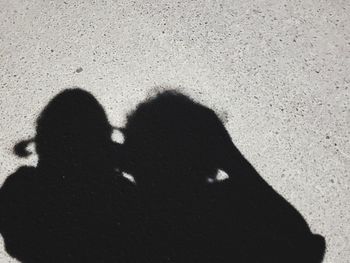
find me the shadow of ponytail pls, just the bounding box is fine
[13,138,35,158]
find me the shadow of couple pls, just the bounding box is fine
[0,88,325,263]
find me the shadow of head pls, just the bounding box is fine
[121,90,237,188]
[14,88,117,169]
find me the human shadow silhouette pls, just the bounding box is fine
[120,90,326,263]
[0,88,137,263]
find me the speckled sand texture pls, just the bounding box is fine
[0,0,349,262]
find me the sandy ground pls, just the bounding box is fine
[0,0,349,262]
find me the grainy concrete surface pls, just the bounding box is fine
[0,0,349,262]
